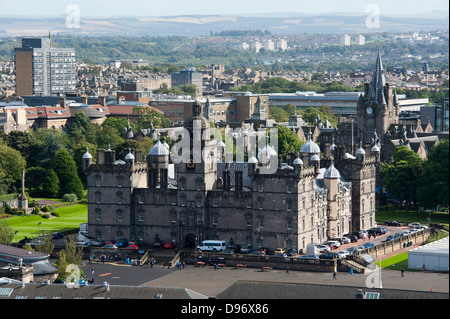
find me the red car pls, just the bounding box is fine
[163,241,175,249]
[126,245,139,250]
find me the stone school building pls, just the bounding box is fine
[83,100,377,252]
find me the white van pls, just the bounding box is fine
[196,240,226,252]
[306,243,319,255]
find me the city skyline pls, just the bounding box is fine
[1,0,448,18]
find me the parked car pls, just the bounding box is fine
[359,230,368,239]
[347,247,358,254]
[240,246,254,254]
[163,241,175,249]
[249,251,265,256]
[368,228,382,236]
[126,244,139,250]
[219,249,235,255]
[346,234,359,242]
[340,237,351,244]
[355,246,366,252]
[51,232,64,240]
[402,230,411,236]
[386,235,396,241]
[89,239,105,247]
[363,242,375,248]
[274,248,286,254]
[408,222,428,229]
[116,238,128,247]
[298,254,319,260]
[273,253,288,258]
[385,220,402,227]
[326,240,340,249]
[76,241,88,248]
[410,226,424,232]
[286,248,298,256]
[337,250,350,259]
[103,244,118,249]
[319,252,339,259]
[394,233,403,239]
[318,244,331,253]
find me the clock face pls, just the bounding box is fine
[366,107,373,115]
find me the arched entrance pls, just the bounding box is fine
[184,234,197,248]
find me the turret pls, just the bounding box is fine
[83,147,93,172]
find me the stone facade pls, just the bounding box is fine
[84,100,377,253]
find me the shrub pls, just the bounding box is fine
[41,213,50,219]
[42,205,50,212]
[63,193,78,203]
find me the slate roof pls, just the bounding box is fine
[216,280,448,299]
[0,281,199,299]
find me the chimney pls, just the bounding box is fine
[223,169,231,191]
[98,96,107,106]
[81,95,88,104]
[59,97,66,108]
[235,171,243,192]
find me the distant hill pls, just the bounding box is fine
[0,12,448,37]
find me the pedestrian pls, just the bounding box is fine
[333,271,337,280]
[401,268,404,277]
[286,266,289,274]
[91,268,94,275]
[350,268,353,275]
[214,263,218,270]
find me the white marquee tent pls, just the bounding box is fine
[408,237,449,272]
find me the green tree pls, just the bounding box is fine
[380,146,424,206]
[271,125,304,160]
[0,220,15,245]
[417,140,449,209]
[56,236,84,282]
[42,169,60,198]
[0,142,27,195]
[51,149,84,199]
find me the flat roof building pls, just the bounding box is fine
[14,37,76,97]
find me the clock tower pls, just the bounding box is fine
[357,47,400,152]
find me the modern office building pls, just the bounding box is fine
[14,37,76,97]
[171,69,203,96]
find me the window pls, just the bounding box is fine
[287,199,292,211]
[117,192,123,205]
[95,208,101,221]
[258,183,263,192]
[117,210,123,222]
[138,210,144,222]
[245,214,252,227]
[117,176,123,187]
[95,175,101,187]
[95,191,102,204]
[212,215,219,225]
[287,219,292,230]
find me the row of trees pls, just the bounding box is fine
[380,140,449,210]
[0,110,170,198]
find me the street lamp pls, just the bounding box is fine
[37,222,42,235]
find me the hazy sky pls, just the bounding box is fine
[1,0,448,17]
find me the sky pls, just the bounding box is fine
[1,0,448,17]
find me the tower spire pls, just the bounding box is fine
[368,45,386,104]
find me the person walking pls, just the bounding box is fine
[401,268,404,277]
[332,271,337,280]
[286,266,289,274]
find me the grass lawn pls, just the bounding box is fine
[4,203,87,243]
[376,209,449,226]
[374,252,410,271]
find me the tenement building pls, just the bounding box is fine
[83,100,378,252]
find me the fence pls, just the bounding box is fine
[181,251,337,272]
